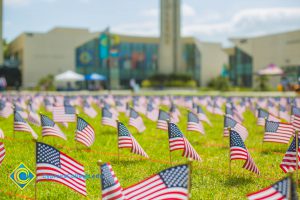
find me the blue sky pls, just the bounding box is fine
[4,0,300,46]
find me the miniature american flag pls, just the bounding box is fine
[83,101,97,118]
[146,101,159,122]
[0,142,5,165]
[280,135,300,173]
[53,105,76,122]
[291,106,300,123]
[101,107,117,128]
[157,109,170,131]
[224,115,248,141]
[0,100,13,118]
[279,105,290,122]
[0,128,4,139]
[187,111,204,134]
[36,142,87,196]
[230,130,260,175]
[28,110,41,126]
[257,108,280,126]
[118,122,148,158]
[40,114,67,140]
[129,108,146,133]
[14,111,38,140]
[101,163,125,200]
[292,114,300,131]
[123,164,190,200]
[75,117,95,148]
[263,120,294,144]
[168,122,201,161]
[196,105,212,126]
[247,177,298,200]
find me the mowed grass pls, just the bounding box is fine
[0,104,298,199]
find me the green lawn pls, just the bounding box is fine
[0,105,297,199]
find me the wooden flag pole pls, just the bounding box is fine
[116,120,120,163]
[187,158,192,200]
[75,114,78,151]
[295,130,299,187]
[97,160,102,200]
[167,119,172,165]
[228,127,231,176]
[34,139,38,200]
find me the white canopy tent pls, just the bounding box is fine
[257,64,283,76]
[55,70,84,82]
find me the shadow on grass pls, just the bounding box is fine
[224,176,254,187]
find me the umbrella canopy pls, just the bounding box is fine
[55,70,84,82]
[85,73,106,81]
[257,63,284,76]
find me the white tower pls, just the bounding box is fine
[159,0,181,74]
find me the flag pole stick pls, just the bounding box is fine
[167,119,172,165]
[34,139,38,200]
[75,114,78,151]
[228,127,231,176]
[116,120,120,163]
[187,158,192,200]
[295,130,299,187]
[97,160,102,200]
[13,109,15,138]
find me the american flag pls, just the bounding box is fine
[14,111,38,140]
[101,107,117,128]
[257,108,280,126]
[118,122,148,158]
[224,115,248,141]
[0,128,4,139]
[28,110,41,127]
[53,105,76,122]
[292,114,300,131]
[157,109,170,131]
[0,100,13,118]
[146,101,159,122]
[14,104,28,119]
[267,100,279,117]
[101,163,125,200]
[75,117,95,148]
[279,105,290,122]
[280,134,300,173]
[115,100,127,113]
[291,106,300,122]
[0,142,5,165]
[168,122,201,161]
[129,108,146,133]
[263,120,294,144]
[247,177,298,200]
[225,103,243,124]
[83,101,97,118]
[36,142,87,196]
[230,130,260,174]
[44,98,53,112]
[196,105,212,126]
[212,100,224,115]
[123,164,189,200]
[40,114,67,140]
[187,111,205,134]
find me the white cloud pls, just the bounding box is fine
[4,0,31,7]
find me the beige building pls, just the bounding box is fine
[8,27,99,87]
[228,30,300,87]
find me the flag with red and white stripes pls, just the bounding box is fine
[41,114,67,140]
[75,117,95,148]
[230,130,260,175]
[292,114,300,131]
[0,142,5,166]
[187,111,204,134]
[224,115,248,141]
[53,105,76,122]
[257,108,280,126]
[123,164,190,200]
[36,142,87,196]
[101,107,117,128]
[157,109,170,131]
[118,122,148,158]
[247,177,297,200]
[101,163,125,200]
[168,122,201,161]
[263,120,294,144]
[14,111,38,140]
[280,135,300,173]
[129,108,146,133]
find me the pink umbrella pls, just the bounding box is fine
[257,63,283,75]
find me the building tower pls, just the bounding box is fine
[159,0,182,74]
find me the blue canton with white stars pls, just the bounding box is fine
[224,116,237,128]
[102,108,112,118]
[159,164,188,189]
[36,142,61,167]
[258,109,269,118]
[159,110,169,121]
[147,103,154,112]
[292,106,300,116]
[77,117,88,131]
[197,106,204,114]
[130,109,139,119]
[169,123,184,139]
[65,106,75,114]
[287,136,300,152]
[230,130,246,149]
[118,122,131,137]
[188,112,199,123]
[101,164,116,190]
[272,177,290,198]
[265,121,279,132]
[14,111,26,123]
[41,114,55,127]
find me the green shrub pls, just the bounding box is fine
[207,76,231,91]
[35,74,55,91]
